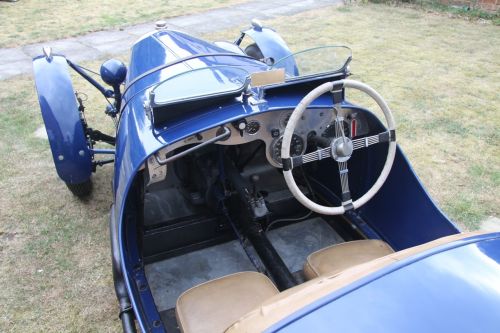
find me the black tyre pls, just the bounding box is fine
[66,179,92,198]
[244,43,264,60]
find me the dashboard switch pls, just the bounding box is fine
[233,119,247,137]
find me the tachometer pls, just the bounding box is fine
[271,134,305,164]
[279,111,293,129]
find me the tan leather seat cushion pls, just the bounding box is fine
[227,231,491,333]
[176,271,279,333]
[304,239,395,279]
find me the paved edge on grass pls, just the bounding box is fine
[0,0,341,80]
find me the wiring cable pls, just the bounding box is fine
[265,210,313,232]
[265,166,317,231]
[74,63,102,77]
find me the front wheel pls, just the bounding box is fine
[66,179,92,198]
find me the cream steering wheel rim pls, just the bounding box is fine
[281,79,397,215]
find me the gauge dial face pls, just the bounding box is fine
[271,134,305,164]
[245,120,260,135]
[279,111,293,129]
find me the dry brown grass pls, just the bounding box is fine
[0,73,118,331]
[0,0,245,48]
[0,3,499,332]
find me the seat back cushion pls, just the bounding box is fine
[176,271,279,333]
[304,239,394,279]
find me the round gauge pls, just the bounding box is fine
[279,111,293,129]
[245,120,260,135]
[271,134,305,164]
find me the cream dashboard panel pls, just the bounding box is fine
[152,107,375,169]
[216,108,335,167]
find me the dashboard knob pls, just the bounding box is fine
[237,121,246,130]
[233,119,247,137]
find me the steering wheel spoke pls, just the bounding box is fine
[338,161,353,210]
[352,130,396,151]
[281,79,396,215]
[283,147,331,171]
[303,147,332,163]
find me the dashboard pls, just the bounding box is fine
[219,107,370,167]
[147,107,371,185]
[152,107,370,169]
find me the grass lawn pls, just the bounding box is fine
[0,3,499,332]
[0,0,245,48]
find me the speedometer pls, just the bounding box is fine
[271,134,305,165]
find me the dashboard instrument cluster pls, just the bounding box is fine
[155,108,370,170]
[219,108,369,167]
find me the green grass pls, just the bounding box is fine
[0,0,246,48]
[0,3,499,332]
[419,0,500,23]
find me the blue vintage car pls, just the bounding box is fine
[33,20,500,333]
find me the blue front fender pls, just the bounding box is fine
[33,55,92,184]
[243,25,298,76]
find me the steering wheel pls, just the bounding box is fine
[281,79,396,215]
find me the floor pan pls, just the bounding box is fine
[267,217,344,273]
[145,216,343,311]
[145,239,255,310]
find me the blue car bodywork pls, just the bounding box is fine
[33,23,500,333]
[272,232,500,333]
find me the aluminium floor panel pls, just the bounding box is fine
[145,217,343,311]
